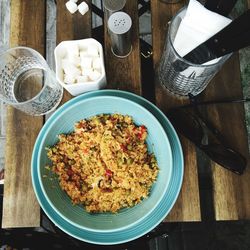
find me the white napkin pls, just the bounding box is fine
[173,0,232,68]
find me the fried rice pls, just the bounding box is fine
[46,114,159,213]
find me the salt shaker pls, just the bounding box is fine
[107,11,132,58]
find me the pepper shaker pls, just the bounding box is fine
[107,11,132,58]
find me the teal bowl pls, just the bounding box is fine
[35,95,172,232]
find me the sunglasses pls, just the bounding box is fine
[167,96,249,175]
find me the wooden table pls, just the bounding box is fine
[1,0,250,229]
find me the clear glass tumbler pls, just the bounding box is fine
[158,7,231,96]
[0,47,63,115]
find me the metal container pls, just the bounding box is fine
[107,11,132,58]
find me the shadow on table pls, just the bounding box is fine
[1,186,250,250]
[1,221,250,250]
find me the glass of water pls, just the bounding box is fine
[0,47,63,115]
[158,7,231,96]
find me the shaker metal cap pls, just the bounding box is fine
[108,11,132,35]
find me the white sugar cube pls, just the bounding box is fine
[69,43,79,56]
[79,44,88,51]
[64,74,76,84]
[80,50,89,59]
[87,45,99,57]
[61,59,71,71]
[80,56,92,69]
[82,68,93,76]
[62,59,81,76]
[89,69,101,81]
[92,57,102,70]
[78,2,89,16]
[70,0,78,3]
[65,1,78,14]
[68,53,81,66]
[76,75,89,83]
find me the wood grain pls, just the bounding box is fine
[2,0,45,228]
[164,137,201,221]
[56,0,92,103]
[151,0,201,221]
[200,53,250,220]
[237,0,250,219]
[103,0,141,94]
[152,0,250,221]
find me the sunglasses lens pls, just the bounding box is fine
[168,108,247,175]
[203,144,246,174]
[168,109,203,144]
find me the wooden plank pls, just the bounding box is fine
[2,0,45,228]
[151,0,201,221]
[164,138,201,221]
[56,0,92,103]
[199,53,250,220]
[151,0,250,221]
[103,0,141,94]
[0,0,10,180]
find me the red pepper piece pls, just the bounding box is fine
[140,125,147,131]
[105,169,113,177]
[102,188,113,193]
[120,144,127,152]
[67,169,74,176]
[77,122,86,128]
[137,125,147,139]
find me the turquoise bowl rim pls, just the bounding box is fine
[31,89,184,245]
[35,94,172,233]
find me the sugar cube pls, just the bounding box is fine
[69,43,79,56]
[64,74,76,84]
[65,1,78,14]
[76,75,89,83]
[80,50,89,59]
[79,43,88,51]
[82,68,93,77]
[68,53,81,66]
[89,69,101,81]
[80,56,92,69]
[87,44,99,57]
[78,2,89,16]
[92,57,102,70]
[62,59,81,77]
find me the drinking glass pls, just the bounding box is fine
[103,0,126,19]
[158,7,231,96]
[0,47,63,115]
